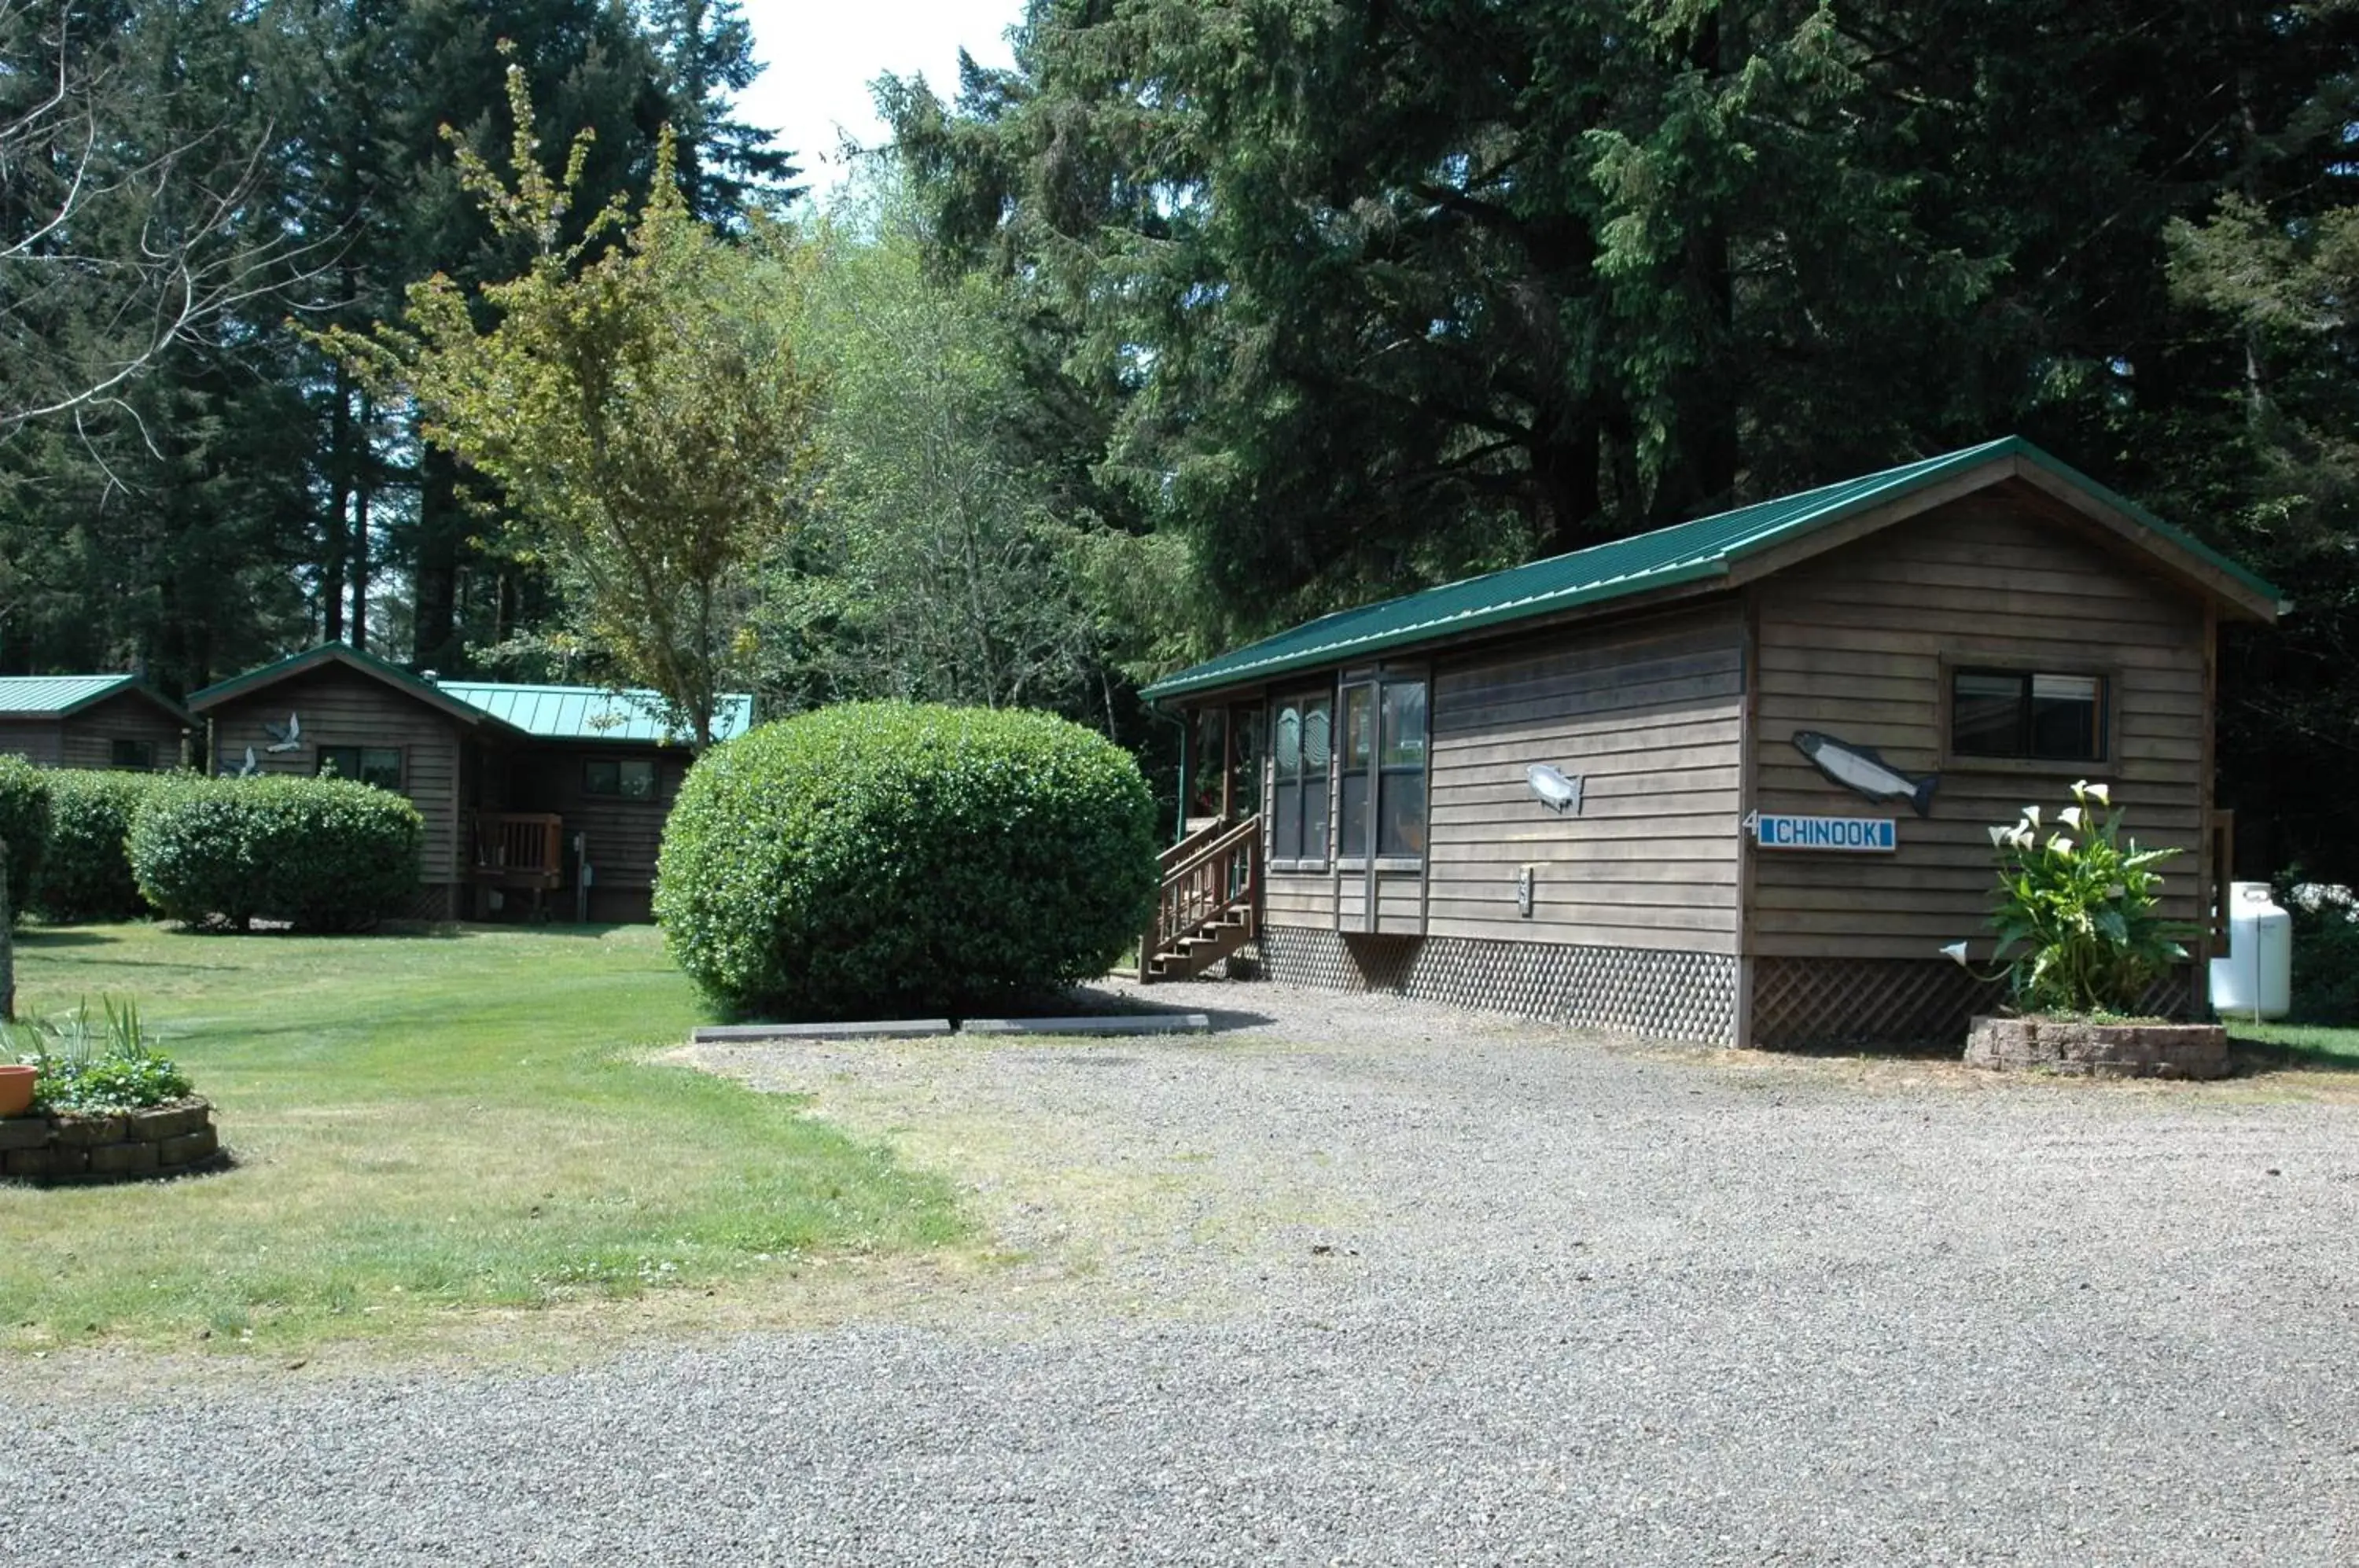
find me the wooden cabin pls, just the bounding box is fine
[1139,436,2283,1049]
[187,646,749,922]
[0,675,193,771]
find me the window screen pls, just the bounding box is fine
[584,758,657,799]
[1377,681,1427,857]
[1271,695,1332,863]
[1950,668,2107,762]
[316,745,403,790]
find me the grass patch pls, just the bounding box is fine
[0,922,964,1353]
[2227,1020,2359,1074]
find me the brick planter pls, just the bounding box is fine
[1964,1016,2228,1080]
[0,1098,224,1185]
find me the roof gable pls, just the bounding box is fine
[0,673,192,724]
[190,646,754,746]
[1141,436,2284,701]
[187,645,505,730]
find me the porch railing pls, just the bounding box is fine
[1139,814,1260,983]
[472,812,564,885]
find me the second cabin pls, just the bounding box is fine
[188,646,749,922]
[1138,436,2282,1050]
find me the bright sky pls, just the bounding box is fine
[734,0,1028,200]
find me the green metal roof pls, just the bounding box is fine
[0,673,188,722]
[186,642,482,719]
[190,643,753,745]
[1141,436,2285,701]
[436,682,753,745]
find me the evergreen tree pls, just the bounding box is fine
[640,0,800,223]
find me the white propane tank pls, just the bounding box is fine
[2208,881,2292,1021]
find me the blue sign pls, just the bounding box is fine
[1753,814,1897,852]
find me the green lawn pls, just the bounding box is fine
[0,922,964,1353]
[2227,1020,2359,1073]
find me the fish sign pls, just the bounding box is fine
[1752,813,1897,853]
[1791,731,1938,818]
[1526,764,1583,815]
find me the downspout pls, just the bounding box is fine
[1159,701,1189,846]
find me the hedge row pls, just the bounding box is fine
[11,768,422,932]
[657,701,1159,1020]
[127,775,424,932]
[0,756,50,921]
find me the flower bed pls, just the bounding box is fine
[1964,1015,2228,1080]
[0,1097,223,1183]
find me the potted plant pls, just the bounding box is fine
[0,1058,32,1117]
[1945,780,2228,1077]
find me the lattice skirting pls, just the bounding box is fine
[1256,926,1740,1046]
[1750,958,2199,1051]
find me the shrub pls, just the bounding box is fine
[657,702,1161,1019]
[128,775,424,932]
[35,769,175,922]
[9,997,193,1113]
[2271,874,2359,1023]
[0,756,50,922]
[1966,779,2192,1016]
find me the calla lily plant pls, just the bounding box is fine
[1942,779,2191,1016]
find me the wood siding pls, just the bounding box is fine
[510,743,693,899]
[57,693,189,770]
[0,720,64,766]
[1749,495,2209,961]
[1424,604,1746,954]
[207,668,469,887]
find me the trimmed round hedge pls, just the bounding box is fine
[656,703,1160,1020]
[0,755,50,922]
[128,775,425,932]
[35,768,175,922]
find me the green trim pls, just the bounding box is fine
[1141,436,2284,703]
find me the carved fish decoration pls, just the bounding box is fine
[262,711,302,753]
[1526,764,1584,816]
[1791,731,1938,818]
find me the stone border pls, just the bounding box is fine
[0,1097,225,1185]
[964,1014,1211,1036]
[691,1020,954,1043]
[1963,1016,2229,1080]
[689,1014,1213,1044]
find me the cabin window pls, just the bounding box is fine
[1950,668,2108,762]
[583,758,657,800]
[1338,675,1428,860]
[1271,694,1332,864]
[1378,681,1429,857]
[316,745,403,790]
[109,738,156,771]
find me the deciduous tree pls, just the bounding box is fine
[337,64,819,749]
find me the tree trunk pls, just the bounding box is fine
[413,443,462,669]
[322,371,351,642]
[351,392,375,652]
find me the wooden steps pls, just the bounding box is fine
[1138,815,1261,985]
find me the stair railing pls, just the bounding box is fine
[1140,814,1260,984]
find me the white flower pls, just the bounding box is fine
[1988,824,2010,847]
[2048,834,2074,856]
[1939,940,1971,967]
[2085,782,2111,806]
[2022,804,2041,827]
[2058,806,2083,830]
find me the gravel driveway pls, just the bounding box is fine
[7,980,2358,1566]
